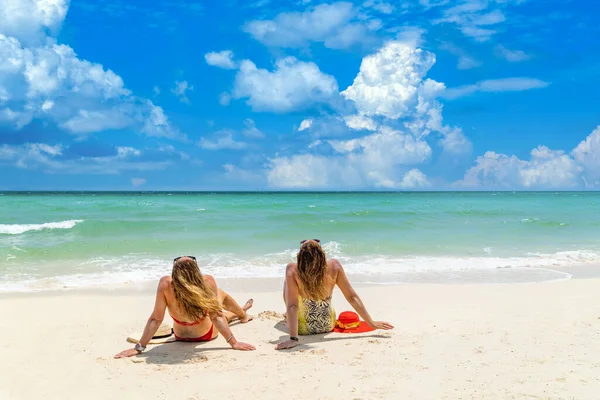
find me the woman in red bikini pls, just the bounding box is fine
[114,256,255,358]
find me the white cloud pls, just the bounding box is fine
[440,42,481,70]
[363,0,394,14]
[393,26,427,47]
[222,164,265,185]
[443,78,549,99]
[242,118,265,139]
[398,169,431,189]
[419,0,450,8]
[341,42,438,120]
[457,147,582,189]
[199,129,247,150]
[0,0,69,46]
[171,80,193,104]
[268,154,335,188]
[59,109,132,134]
[232,57,338,112]
[204,50,236,69]
[341,40,470,154]
[219,92,231,106]
[572,126,600,186]
[494,44,532,62]
[243,2,380,50]
[456,126,600,189]
[344,114,378,131]
[153,86,160,95]
[0,143,178,173]
[131,178,147,187]
[0,2,179,138]
[268,126,432,189]
[298,119,313,131]
[433,1,509,41]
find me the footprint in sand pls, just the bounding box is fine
[258,311,284,320]
[183,355,208,364]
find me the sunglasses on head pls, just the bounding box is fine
[300,239,320,245]
[173,255,197,263]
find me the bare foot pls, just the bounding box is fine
[240,299,254,323]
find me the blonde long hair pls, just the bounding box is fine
[296,241,330,300]
[171,258,221,320]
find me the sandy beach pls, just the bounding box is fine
[1,277,599,400]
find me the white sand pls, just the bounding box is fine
[1,278,599,399]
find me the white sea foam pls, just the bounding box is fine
[1,247,600,293]
[0,220,84,235]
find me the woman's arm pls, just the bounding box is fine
[205,276,255,351]
[334,260,394,331]
[275,263,300,350]
[114,277,169,359]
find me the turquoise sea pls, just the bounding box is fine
[1,192,600,291]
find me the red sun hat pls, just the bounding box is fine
[333,311,375,334]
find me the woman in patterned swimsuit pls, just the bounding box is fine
[275,240,394,350]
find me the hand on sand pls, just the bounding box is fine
[275,340,299,350]
[114,348,140,359]
[231,341,256,351]
[369,321,394,330]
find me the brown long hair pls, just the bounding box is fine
[296,241,330,300]
[171,258,221,320]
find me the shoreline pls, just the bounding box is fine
[2,263,600,297]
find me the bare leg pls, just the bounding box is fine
[218,288,253,323]
[282,279,288,319]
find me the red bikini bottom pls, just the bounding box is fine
[173,325,215,342]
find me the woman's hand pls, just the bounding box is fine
[275,339,299,350]
[368,321,394,330]
[114,348,140,359]
[231,341,256,351]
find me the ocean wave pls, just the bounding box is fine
[1,247,599,293]
[0,220,84,235]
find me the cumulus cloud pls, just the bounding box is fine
[268,126,432,189]
[199,129,247,150]
[171,80,194,104]
[340,40,470,153]
[344,114,378,131]
[232,57,339,112]
[443,78,549,99]
[0,0,69,46]
[341,42,437,119]
[398,169,431,189]
[572,126,600,186]
[204,50,236,69]
[456,126,600,189]
[243,2,380,50]
[0,0,179,138]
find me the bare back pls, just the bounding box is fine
[287,259,342,300]
[159,276,215,339]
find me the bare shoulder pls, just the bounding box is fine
[158,276,171,291]
[203,274,218,289]
[327,258,343,270]
[285,262,298,278]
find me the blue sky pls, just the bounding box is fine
[0,0,599,190]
